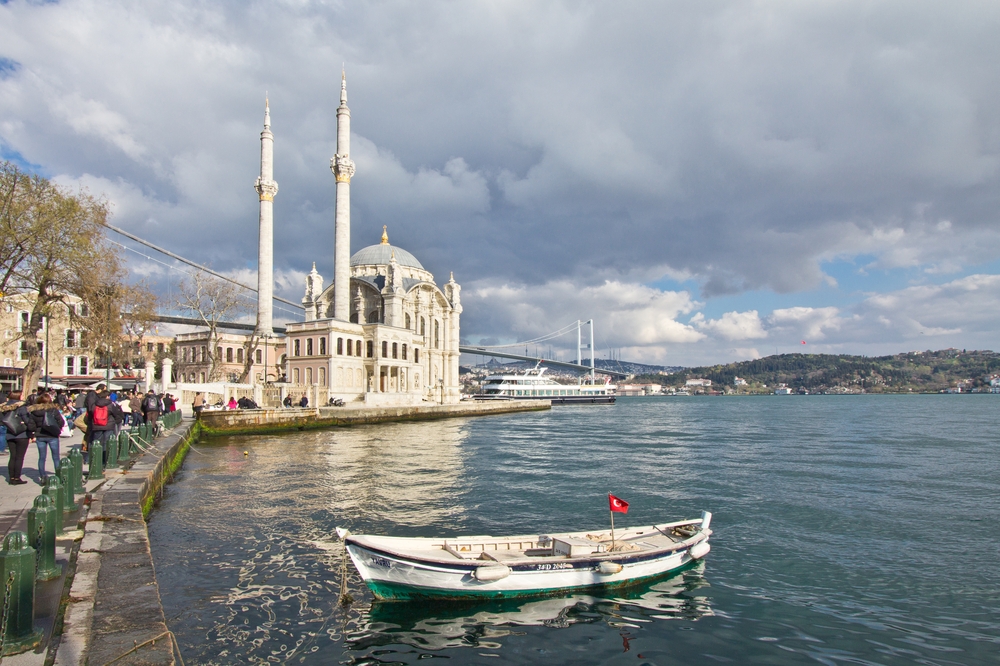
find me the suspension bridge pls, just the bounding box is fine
[108,223,630,380]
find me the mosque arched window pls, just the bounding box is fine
[414,348,419,364]
[356,340,363,357]
[367,310,380,324]
[336,338,342,355]
[392,342,398,359]
[405,313,411,329]
[366,341,374,358]
[307,338,314,356]
[420,317,426,337]
[293,368,300,384]
[434,321,440,349]
[402,344,407,360]
[382,341,388,358]
[346,339,353,356]
[320,367,327,386]
[320,337,327,355]
[307,367,313,384]
[294,339,301,357]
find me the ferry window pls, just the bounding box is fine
[402,344,407,360]
[392,342,398,359]
[346,339,352,356]
[366,340,373,358]
[382,341,388,358]
[226,347,233,362]
[294,339,300,356]
[307,338,314,356]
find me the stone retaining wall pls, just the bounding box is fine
[197,400,550,435]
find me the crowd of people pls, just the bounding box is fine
[0,384,179,485]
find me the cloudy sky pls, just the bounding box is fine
[2,0,999,366]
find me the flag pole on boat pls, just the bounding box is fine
[608,493,629,551]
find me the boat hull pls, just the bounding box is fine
[346,540,702,601]
[472,395,616,405]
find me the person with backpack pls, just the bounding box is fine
[142,390,161,429]
[88,389,120,464]
[29,393,64,482]
[1,391,35,485]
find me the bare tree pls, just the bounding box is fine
[77,269,159,373]
[175,272,248,381]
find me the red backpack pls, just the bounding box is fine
[92,404,109,427]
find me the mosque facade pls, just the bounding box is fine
[280,75,463,405]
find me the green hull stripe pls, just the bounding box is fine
[365,560,698,601]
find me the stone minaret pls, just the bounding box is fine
[330,71,355,321]
[254,97,278,335]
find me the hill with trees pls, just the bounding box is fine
[634,349,1000,393]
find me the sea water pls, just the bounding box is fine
[148,395,1000,664]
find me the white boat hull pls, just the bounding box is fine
[344,515,712,600]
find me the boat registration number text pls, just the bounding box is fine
[532,562,574,571]
[370,556,393,569]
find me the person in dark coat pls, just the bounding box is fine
[88,390,122,464]
[299,394,309,408]
[2,391,35,485]
[29,394,64,481]
[142,390,161,431]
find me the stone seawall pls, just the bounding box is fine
[54,419,200,666]
[197,400,550,435]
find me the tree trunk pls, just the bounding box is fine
[20,309,45,393]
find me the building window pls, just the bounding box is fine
[79,357,89,374]
[237,348,244,363]
[366,341,373,358]
[392,342,398,359]
[293,368,300,384]
[382,341,388,358]
[65,330,76,348]
[307,367,313,384]
[294,339,301,356]
[216,346,222,360]
[307,338,314,356]
[405,313,411,329]
[65,356,75,375]
[182,347,189,363]
[200,346,207,362]
[256,349,262,363]
[402,344,407,360]
[157,342,165,353]
[346,339,352,356]
[415,348,419,363]
[79,304,89,317]
[66,304,75,317]
[356,340,362,357]
[147,342,154,353]
[319,367,327,386]
[420,317,426,337]
[320,337,327,355]
[434,320,440,349]
[18,312,28,331]
[226,347,234,362]
[336,337,342,355]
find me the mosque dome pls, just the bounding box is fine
[349,226,424,269]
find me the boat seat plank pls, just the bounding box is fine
[481,551,529,562]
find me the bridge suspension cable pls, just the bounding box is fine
[103,222,304,311]
[468,321,583,350]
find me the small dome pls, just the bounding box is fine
[350,244,424,269]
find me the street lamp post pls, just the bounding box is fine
[44,314,49,391]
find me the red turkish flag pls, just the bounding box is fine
[608,493,630,514]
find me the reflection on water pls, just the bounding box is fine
[350,564,713,653]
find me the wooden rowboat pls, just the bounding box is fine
[338,511,712,600]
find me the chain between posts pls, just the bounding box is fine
[0,571,15,661]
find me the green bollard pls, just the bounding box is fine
[105,430,118,469]
[69,447,85,494]
[57,459,78,512]
[0,532,43,654]
[118,431,129,463]
[42,477,65,535]
[88,441,104,481]
[27,496,60,581]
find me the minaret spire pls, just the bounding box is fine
[331,69,355,321]
[255,96,278,336]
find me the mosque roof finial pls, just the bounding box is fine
[340,67,348,106]
[381,225,389,244]
[264,93,270,128]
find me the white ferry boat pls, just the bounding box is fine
[474,365,616,404]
